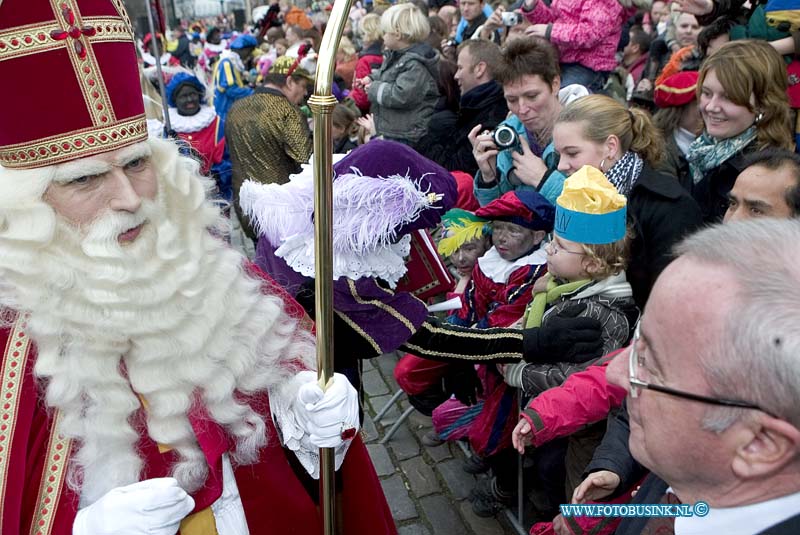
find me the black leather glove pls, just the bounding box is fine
[442,363,483,406]
[521,303,604,363]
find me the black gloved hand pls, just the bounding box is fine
[442,363,483,406]
[522,303,604,364]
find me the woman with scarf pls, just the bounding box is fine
[552,94,702,307]
[686,39,794,223]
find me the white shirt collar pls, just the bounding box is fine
[675,489,800,535]
[477,244,547,283]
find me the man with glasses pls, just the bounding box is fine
[572,219,800,535]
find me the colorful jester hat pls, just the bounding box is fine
[436,209,490,257]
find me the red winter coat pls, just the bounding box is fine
[520,350,627,447]
[351,42,383,113]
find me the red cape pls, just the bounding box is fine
[0,267,396,535]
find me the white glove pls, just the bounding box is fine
[294,370,360,448]
[73,478,195,535]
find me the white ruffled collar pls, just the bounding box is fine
[168,106,217,133]
[204,41,227,54]
[274,233,412,288]
[141,52,172,66]
[220,49,245,70]
[478,244,547,283]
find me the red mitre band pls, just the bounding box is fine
[0,0,147,169]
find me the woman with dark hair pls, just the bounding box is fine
[469,38,588,206]
[435,58,461,114]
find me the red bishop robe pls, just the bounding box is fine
[0,266,396,535]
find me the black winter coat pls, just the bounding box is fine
[628,164,703,308]
[419,80,509,176]
[690,140,756,224]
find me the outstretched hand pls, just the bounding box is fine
[512,417,532,453]
[522,303,604,363]
[675,0,714,16]
[572,470,622,503]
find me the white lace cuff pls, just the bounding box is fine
[275,233,411,288]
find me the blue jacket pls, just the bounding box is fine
[213,55,253,125]
[473,114,566,206]
[454,3,496,43]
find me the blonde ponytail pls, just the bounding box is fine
[629,106,665,167]
[558,95,664,167]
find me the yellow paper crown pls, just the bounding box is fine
[554,166,627,244]
[556,165,626,214]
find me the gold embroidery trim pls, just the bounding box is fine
[30,411,71,535]
[54,0,116,126]
[0,314,31,529]
[0,115,147,169]
[0,23,62,62]
[108,0,135,36]
[0,16,131,63]
[423,322,524,341]
[402,341,522,361]
[336,312,383,355]
[346,279,418,333]
[79,17,133,43]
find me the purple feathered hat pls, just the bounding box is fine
[239,139,457,286]
[334,140,457,235]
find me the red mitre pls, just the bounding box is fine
[0,0,147,169]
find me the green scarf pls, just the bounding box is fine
[523,274,592,329]
[687,126,757,185]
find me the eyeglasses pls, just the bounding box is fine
[544,238,584,256]
[628,323,773,414]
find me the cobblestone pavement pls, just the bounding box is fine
[362,352,523,535]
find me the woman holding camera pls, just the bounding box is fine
[552,94,702,307]
[469,38,587,207]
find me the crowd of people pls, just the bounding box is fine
[2,0,800,533]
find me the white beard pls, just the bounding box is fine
[0,138,315,505]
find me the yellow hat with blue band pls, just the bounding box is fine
[555,165,627,245]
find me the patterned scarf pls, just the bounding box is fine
[686,126,757,185]
[605,150,644,196]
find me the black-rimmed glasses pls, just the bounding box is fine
[628,323,773,414]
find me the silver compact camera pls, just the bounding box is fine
[501,11,522,26]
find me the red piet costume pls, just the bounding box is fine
[0,2,395,534]
[172,110,225,175]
